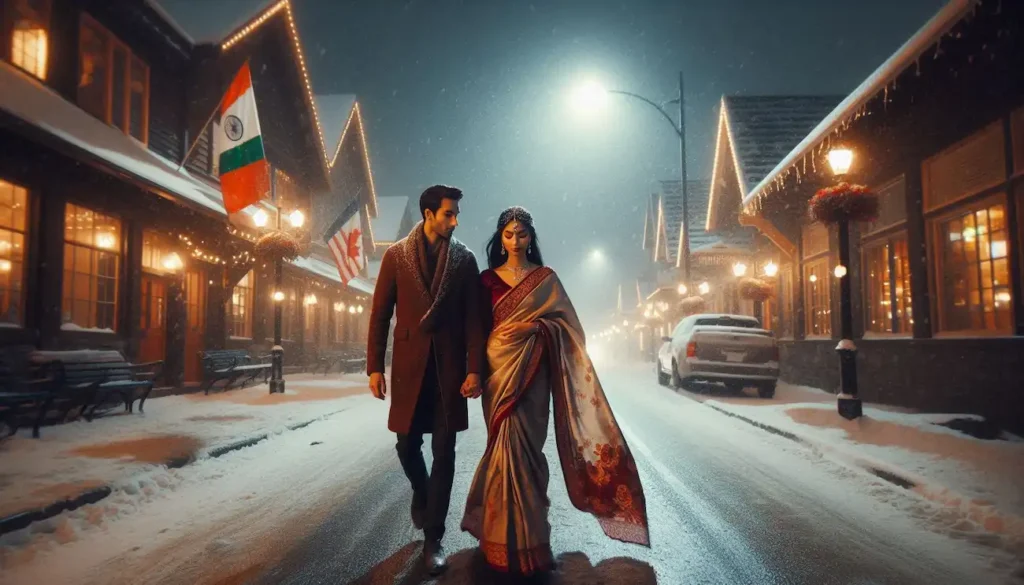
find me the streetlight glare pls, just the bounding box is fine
[253,208,269,228]
[590,248,606,263]
[288,209,305,228]
[732,262,748,277]
[572,80,608,114]
[764,261,779,277]
[828,147,854,176]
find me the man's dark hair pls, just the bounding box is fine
[419,185,463,219]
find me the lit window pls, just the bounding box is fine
[864,236,913,334]
[62,203,120,331]
[0,180,29,326]
[803,257,831,337]
[8,0,49,80]
[230,271,254,338]
[933,200,1012,333]
[77,14,148,143]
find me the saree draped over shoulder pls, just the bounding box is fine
[462,267,650,575]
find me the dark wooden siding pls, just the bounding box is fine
[184,124,213,176]
[148,66,185,163]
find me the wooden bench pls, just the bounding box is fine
[31,350,162,422]
[200,349,270,394]
[0,347,57,439]
[311,347,366,375]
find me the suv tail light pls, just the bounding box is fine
[686,341,697,358]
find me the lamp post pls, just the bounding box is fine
[256,206,304,394]
[826,147,862,420]
[573,73,691,284]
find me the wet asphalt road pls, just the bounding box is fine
[250,365,1001,585]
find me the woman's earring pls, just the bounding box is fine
[501,247,507,256]
[528,245,532,255]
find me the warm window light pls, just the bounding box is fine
[305,293,318,305]
[161,252,183,272]
[288,210,305,228]
[253,209,269,228]
[356,305,364,314]
[333,302,344,312]
[763,261,779,277]
[995,291,1012,304]
[677,283,688,295]
[0,259,11,273]
[698,282,710,295]
[12,27,48,80]
[273,291,285,302]
[732,262,748,277]
[834,265,848,278]
[95,233,116,249]
[827,147,854,176]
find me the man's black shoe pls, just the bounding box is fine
[423,539,447,576]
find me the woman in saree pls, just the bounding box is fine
[461,206,650,579]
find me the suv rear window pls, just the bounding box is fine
[694,317,759,328]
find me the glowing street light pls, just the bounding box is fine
[253,208,269,228]
[288,209,305,229]
[698,282,710,295]
[732,262,748,278]
[827,147,854,176]
[161,252,183,272]
[589,248,606,264]
[677,283,688,296]
[273,290,285,302]
[571,79,609,114]
[834,265,848,279]
[763,261,779,277]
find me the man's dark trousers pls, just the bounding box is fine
[395,345,456,542]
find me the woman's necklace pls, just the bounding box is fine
[500,263,531,283]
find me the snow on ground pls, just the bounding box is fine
[674,374,1024,565]
[0,374,366,521]
[0,394,394,585]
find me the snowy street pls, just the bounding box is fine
[2,364,1018,585]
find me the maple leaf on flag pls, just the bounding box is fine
[346,228,362,261]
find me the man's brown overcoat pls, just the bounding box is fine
[366,222,486,434]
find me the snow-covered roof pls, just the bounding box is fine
[724,96,843,194]
[0,61,226,216]
[289,255,374,295]
[314,94,357,163]
[657,179,713,264]
[742,0,980,211]
[370,196,410,245]
[691,240,754,256]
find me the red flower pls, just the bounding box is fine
[809,182,879,225]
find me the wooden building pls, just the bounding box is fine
[732,0,1024,431]
[0,0,377,386]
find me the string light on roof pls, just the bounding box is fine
[354,103,380,215]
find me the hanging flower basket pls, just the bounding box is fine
[678,296,706,316]
[255,230,300,261]
[739,277,773,302]
[808,182,879,224]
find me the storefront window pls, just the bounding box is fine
[230,271,254,338]
[0,179,29,326]
[803,257,831,337]
[62,203,120,331]
[77,14,149,143]
[864,235,912,334]
[7,0,49,80]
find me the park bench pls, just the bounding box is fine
[200,349,270,394]
[0,346,56,438]
[30,350,162,422]
[311,347,366,375]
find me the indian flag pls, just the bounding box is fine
[215,62,270,214]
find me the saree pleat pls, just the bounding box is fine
[462,267,650,576]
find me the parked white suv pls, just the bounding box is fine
[657,313,779,398]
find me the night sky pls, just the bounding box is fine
[161,0,945,322]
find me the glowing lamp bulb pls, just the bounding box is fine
[161,252,183,272]
[828,148,854,176]
[253,209,269,228]
[834,265,848,279]
[698,282,710,295]
[732,262,748,277]
[763,261,779,277]
[273,291,285,302]
[677,284,688,295]
[288,210,305,228]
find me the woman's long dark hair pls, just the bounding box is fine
[485,206,545,270]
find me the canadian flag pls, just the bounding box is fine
[325,205,365,284]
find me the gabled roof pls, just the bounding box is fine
[641,193,659,252]
[218,0,331,177]
[319,98,380,216]
[706,95,841,231]
[370,196,410,245]
[742,0,980,212]
[314,94,357,161]
[655,180,713,265]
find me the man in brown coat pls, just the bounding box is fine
[366,185,485,575]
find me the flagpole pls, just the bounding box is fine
[177,104,220,172]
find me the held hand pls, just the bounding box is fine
[461,373,483,399]
[369,372,387,400]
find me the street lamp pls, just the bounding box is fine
[571,72,691,284]
[677,283,688,296]
[698,281,710,295]
[253,208,269,228]
[732,262,747,278]
[763,261,779,278]
[828,146,861,420]
[263,206,306,394]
